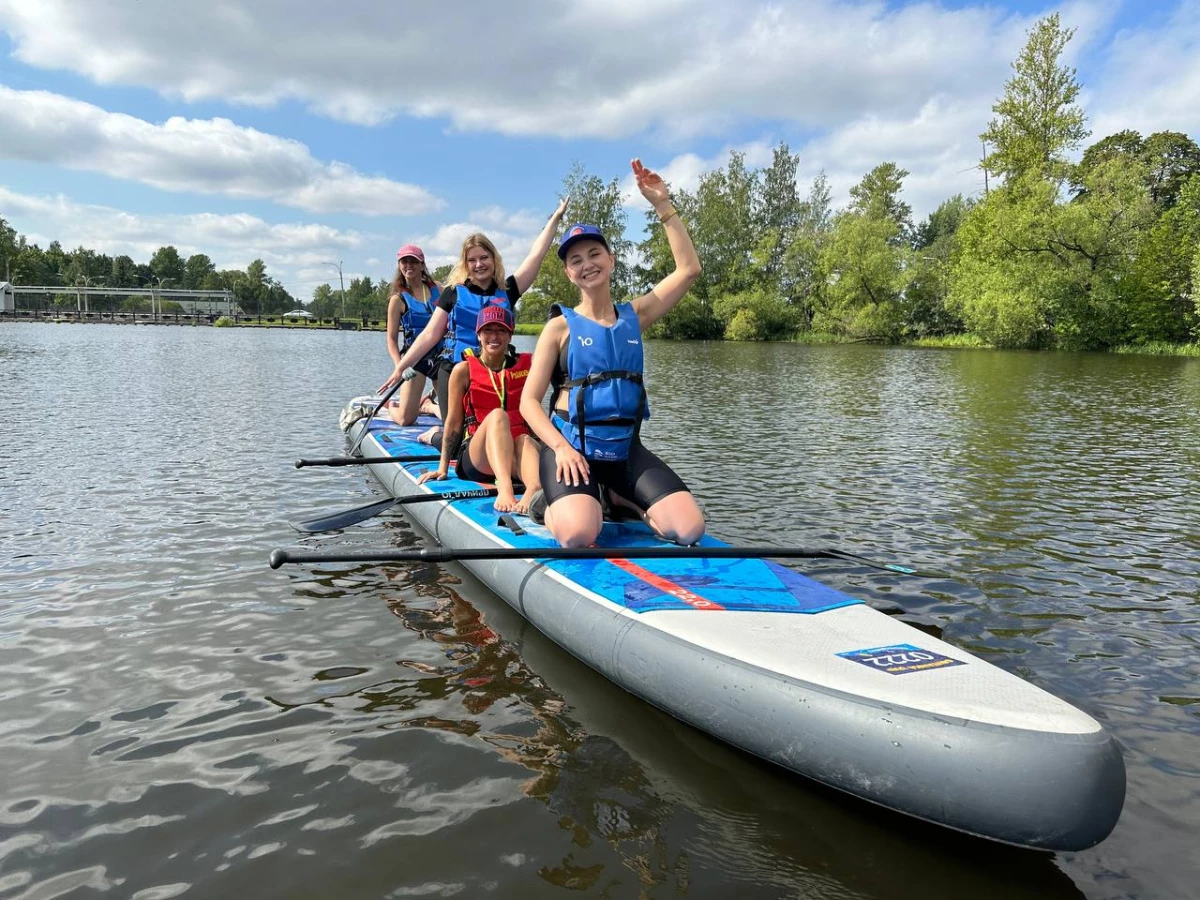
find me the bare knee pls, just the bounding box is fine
[546,504,601,548]
[670,518,706,546]
[549,520,600,548]
[481,408,511,430]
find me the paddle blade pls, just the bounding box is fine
[289,496,399,533]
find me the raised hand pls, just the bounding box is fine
[632,159,669,207]
[553,195,570,221]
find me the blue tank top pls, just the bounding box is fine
[552,302,648,462]
[400,285,439,349]
[443,284,512,363]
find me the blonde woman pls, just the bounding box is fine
[380,199,569,444]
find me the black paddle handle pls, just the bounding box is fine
[295,454,440,468]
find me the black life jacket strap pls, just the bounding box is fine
[568,370,646,459]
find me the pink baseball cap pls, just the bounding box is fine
[476,304,514,333]
[396,244,425,262]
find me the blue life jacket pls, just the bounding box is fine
[400,285,438,350]
[552,302,648,462]
[442,283,511,363]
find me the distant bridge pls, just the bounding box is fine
[3,283,239,315]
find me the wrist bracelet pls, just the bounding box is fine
[658,208,678,224]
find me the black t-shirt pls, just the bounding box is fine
[437,275,522,312]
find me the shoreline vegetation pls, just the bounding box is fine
[3,15,1197,357]
[7,312,1197,356]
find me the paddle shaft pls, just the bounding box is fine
[290,487,497,533]
[296,454,440,468]
[346,367,419,457]
[270,544,915,572]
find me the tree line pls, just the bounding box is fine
[0,231,296,315]
[526,14,1200,350]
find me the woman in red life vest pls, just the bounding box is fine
[417,304,542,514]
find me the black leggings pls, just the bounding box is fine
[538,439,689,511]
[434,359,454,422]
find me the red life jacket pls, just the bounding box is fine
[463,351,532,439]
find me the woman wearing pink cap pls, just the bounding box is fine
[520,159,705,548]
[417,304,542,514]
[379,199,569,443]
[384,244,441,425]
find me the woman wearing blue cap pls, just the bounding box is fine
[379,200,569,444]
[417,303,542,514]
[520,159,705,548]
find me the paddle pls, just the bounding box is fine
[346,367,419,457]
[270,543,919,572]
[295,454,440,469]
[289,487,497,533]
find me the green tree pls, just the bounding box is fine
[1128,173,1200,342]
[981,13,1088,185]
[906,195,972,337]
[0,216,18,281]
[150,246,186,284]
[949,160,1155,349]
[754,143,802,285]
[782,172,834,326]
[819,213,910,340]
[1142,131,1200,210]
[183,253,216,289]
[309,283,336,318]
[815,164,914,341]
[110,255,138,288]
[849,162,913,241]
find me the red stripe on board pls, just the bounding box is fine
[607,558,725,610]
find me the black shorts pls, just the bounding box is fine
[412,352,439,379]
[434,358,455,421]
[456,441,491,483]
[538,439,689,511]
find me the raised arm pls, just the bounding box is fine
[378,305,449,393]
[628,159,702,330]
[510,197,570,294]
[520,316,590,487]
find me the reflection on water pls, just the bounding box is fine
[1,324,1197,899]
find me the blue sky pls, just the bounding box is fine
[1,0,1196,302]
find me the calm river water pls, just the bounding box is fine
[1,322,1197,900]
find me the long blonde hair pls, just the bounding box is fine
[444,233,506,289]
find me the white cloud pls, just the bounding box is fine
[1085,0,1200,140]
[0,86,444,216]
[0,0,1078,140]
[0,185,373,276]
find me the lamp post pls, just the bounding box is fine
[57,271,81,313]
[76,274,104,314]
[323,260,345,319]
[149,275,171,322]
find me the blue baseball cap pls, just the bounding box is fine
[557,223,610,260]
[476,303,514,333]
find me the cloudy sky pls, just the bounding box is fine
[1,0,1197,301]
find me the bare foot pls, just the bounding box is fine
[417,426,442,446]
[493,489,518,512]
[513,493,530,515]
